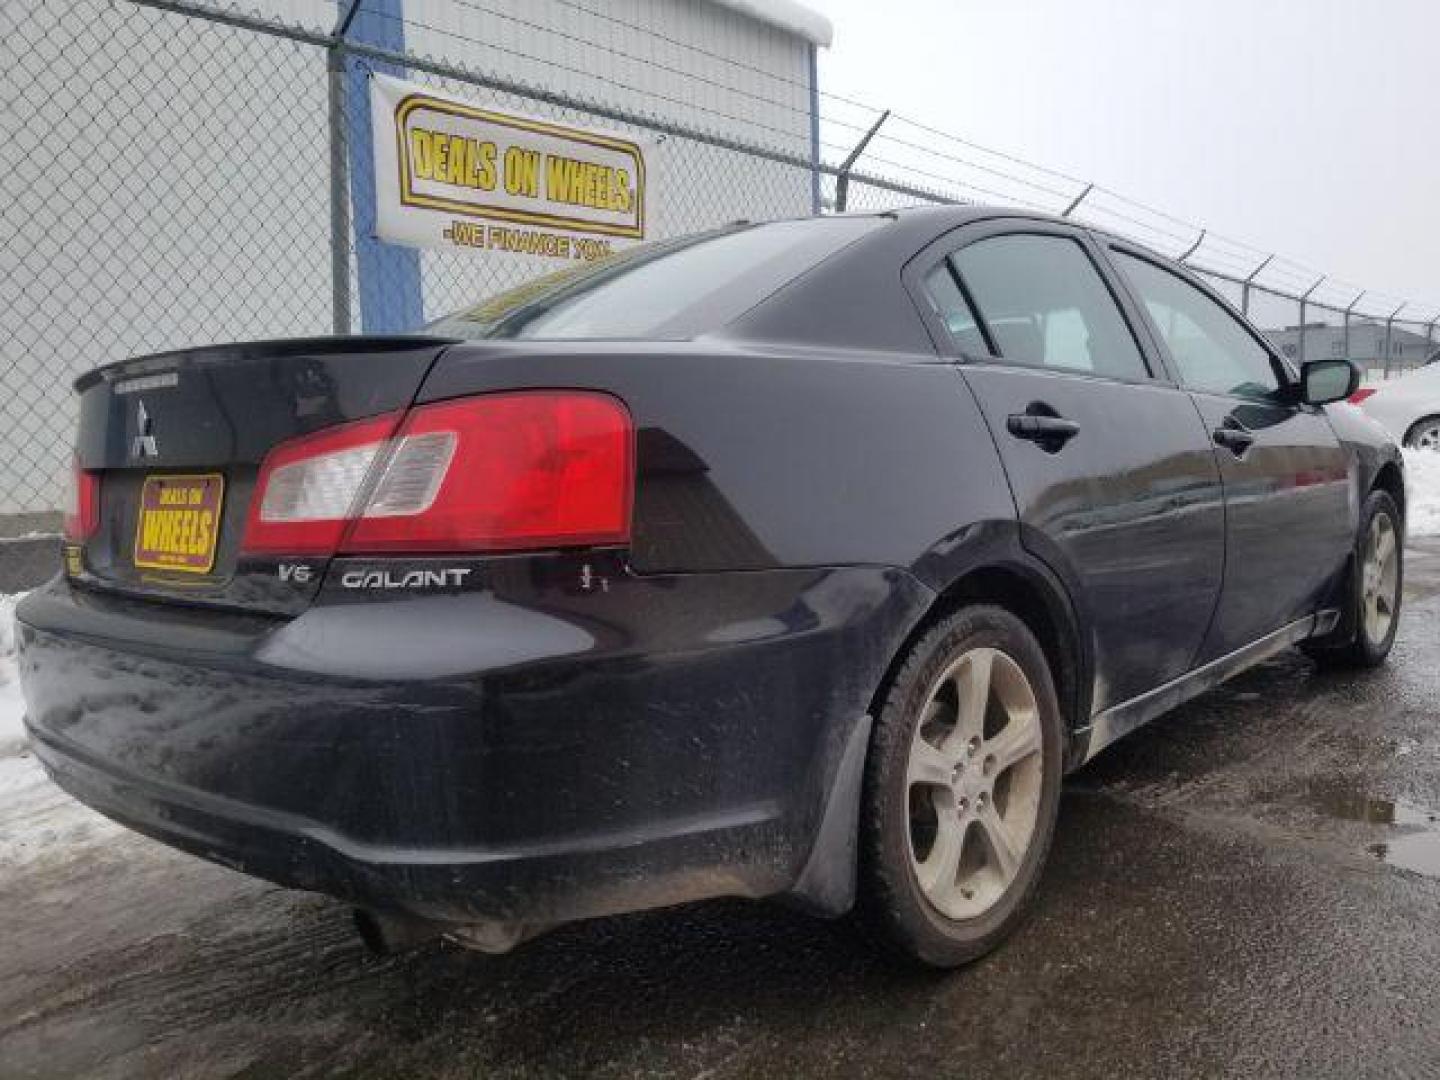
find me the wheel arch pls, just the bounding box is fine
[869,558,1089,762]
[789,543,1090,917]
[1373,458,1406,523]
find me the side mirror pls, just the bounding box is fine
[1300,358,1360,406]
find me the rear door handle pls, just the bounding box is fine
[1007,413,1081,448]
[1212,426,1256,456]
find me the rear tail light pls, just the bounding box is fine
[241,392,633,556]
[63,457,100,542]
[344,392,633,553]
[1348,388,1377,405]
[241,411,403,555]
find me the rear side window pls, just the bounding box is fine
[921,263,990,356]
[950,234,1150,381]
[428,217,885,341]
[1112,251,1284,400]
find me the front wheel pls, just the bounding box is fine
[1306,489,1403,668]
[858,605,1063,968]
[1403,415,1440,453]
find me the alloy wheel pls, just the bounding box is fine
[905,647,1044,920]
[1361,511,1400,644]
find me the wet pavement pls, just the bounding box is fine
[3,542,1440,1079]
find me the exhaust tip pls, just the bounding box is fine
[352,908,443,956]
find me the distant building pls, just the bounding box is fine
[1264,321,1438,372]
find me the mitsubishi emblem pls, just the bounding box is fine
[132,400,158,459]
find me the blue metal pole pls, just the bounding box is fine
[343,0,424,332]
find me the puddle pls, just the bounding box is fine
[1308,781,1440,878]
[1367,832,1440,878]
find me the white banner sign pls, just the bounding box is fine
[370,74,648,261]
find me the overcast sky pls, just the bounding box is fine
[808,0,1438,318]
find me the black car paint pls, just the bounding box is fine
[1097,239,1358,663]
[17,206,1404,935]
[948,223,1232,712]
[961,363,1229,712]
[1184,391,1353,660]
[20,557,925,925]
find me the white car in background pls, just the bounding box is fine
[1352,356,1440,451]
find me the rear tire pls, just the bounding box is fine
[857,605,1063,968]
[1305,489,1403,669]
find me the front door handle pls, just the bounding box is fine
[1007,412,1081,451]
[1212,425,1256,456]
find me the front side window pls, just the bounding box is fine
[949,234,1150,380]
[1113,251,1285,400]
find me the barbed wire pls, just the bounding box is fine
[842,131,1078,207]
[881,111,1091,191]
[850,150,1057,214]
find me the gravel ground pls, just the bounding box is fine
[2,543,1439,1079]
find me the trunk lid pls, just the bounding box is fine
[70,336,455,614]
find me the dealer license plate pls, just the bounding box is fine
[133,473,224,574]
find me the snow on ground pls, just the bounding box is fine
[1,593,26,757]
[1407,450,1440,537]
[0,591,126,867]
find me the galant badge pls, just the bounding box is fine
[132,400,158,459]
[339,567,472,590]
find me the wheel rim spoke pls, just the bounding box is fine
[950,649,993,750]
[1376,526,1394,567]
[908,736,955,789]
[916,812,965,898]
[978,804,1022,882]
[986,710,1041,774]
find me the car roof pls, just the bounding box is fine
[831,202,1072,234]
[821,204,1168,262]
[722,205,1090,355]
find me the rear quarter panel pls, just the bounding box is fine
[417,341,1019,577]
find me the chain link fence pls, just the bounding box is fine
[3,0,1437,526]
[2,0,338,521]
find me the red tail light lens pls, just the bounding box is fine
[241,392,633,556]
[1348,388,1377,405]
[345,391,633,553]
[63,458,100,542]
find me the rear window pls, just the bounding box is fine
[428,217,885,341]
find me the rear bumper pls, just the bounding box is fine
[17,563,927,926]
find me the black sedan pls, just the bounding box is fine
[17,207,1405,967]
